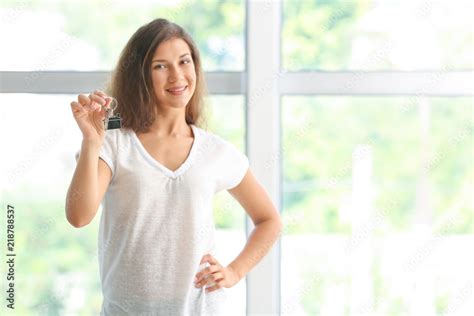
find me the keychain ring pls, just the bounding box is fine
[106,97,118,111]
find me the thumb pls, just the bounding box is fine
[199,253,217,265]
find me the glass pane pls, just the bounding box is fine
[0,0,245,71]
[283,0,473,71]
[0,93,246,314]
[281,96,474,315]
[208,95,247,314]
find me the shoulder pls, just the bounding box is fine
[194,125,247,163]
[193,125,230,151]
[101,128,133,154]
[106,127,133,143]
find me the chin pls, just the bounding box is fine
[169,100,190,108]
[155,96,191,108]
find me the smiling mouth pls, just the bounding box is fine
[166,86,187,93]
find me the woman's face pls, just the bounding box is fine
[150,37,196,111]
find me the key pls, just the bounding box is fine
[102,97,122,130]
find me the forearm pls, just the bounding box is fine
[228,217,282,280]
[65,140,100,227]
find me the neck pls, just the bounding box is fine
[146,115,191,138]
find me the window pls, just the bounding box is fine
[0,1,247,313]
[2,0,473,314]
[281,96,473,315]
[282,0,473,71]
[0,93,247,314]
[278,0,473,314]
[0,1,245,71]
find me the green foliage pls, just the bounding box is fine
[283,96,473,235]
[283,0,367,70]
[1,1,472,315]
[1,191,102,315]
[207,95,246,230]
[283,0,473,70]
[436,292,449,315]
[2,0,244,70]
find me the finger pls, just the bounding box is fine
[195,274,217,288]
[93,90,111,112]
[78,94,91,107]
[210,272,224,283]
[71,101,86,115]
[204,282,222,293]
[90,93,106,105]
[196,266,218,282]
[89,94,106,109]
[196,269,223,289]
[203,271,218,283]
[78,93,99,112]
[103,96,115,111]
[104,96,112,107]
[93,89,107,98]
[200,254,218,265]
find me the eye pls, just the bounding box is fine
[182,59,192,65]
[154,64,166,69]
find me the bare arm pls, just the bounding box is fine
[65,140,112,228]
[192,169,283,292]
[226,168,283,280]
[66,90,113,228]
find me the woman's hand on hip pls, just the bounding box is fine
[194,254,241,293]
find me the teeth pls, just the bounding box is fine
[167,86,186,92]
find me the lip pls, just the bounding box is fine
[166,85,187,96]
[166,85,187,92]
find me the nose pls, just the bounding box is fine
[168,65,184,82]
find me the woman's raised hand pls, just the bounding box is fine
[70,90,112,145]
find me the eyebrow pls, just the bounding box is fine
[152,53,190,63]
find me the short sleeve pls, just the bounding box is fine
[215,140,249,192]
[74,131,117,178]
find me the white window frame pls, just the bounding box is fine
[1,1,473,315]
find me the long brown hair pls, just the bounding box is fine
[106,18,209,133]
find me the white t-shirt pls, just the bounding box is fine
[74,124,249,315]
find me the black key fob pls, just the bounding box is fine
[102,97,122,130]
[105,113,122,130]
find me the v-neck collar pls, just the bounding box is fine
[131,124,200,179]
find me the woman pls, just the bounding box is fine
[66,18,282,315]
